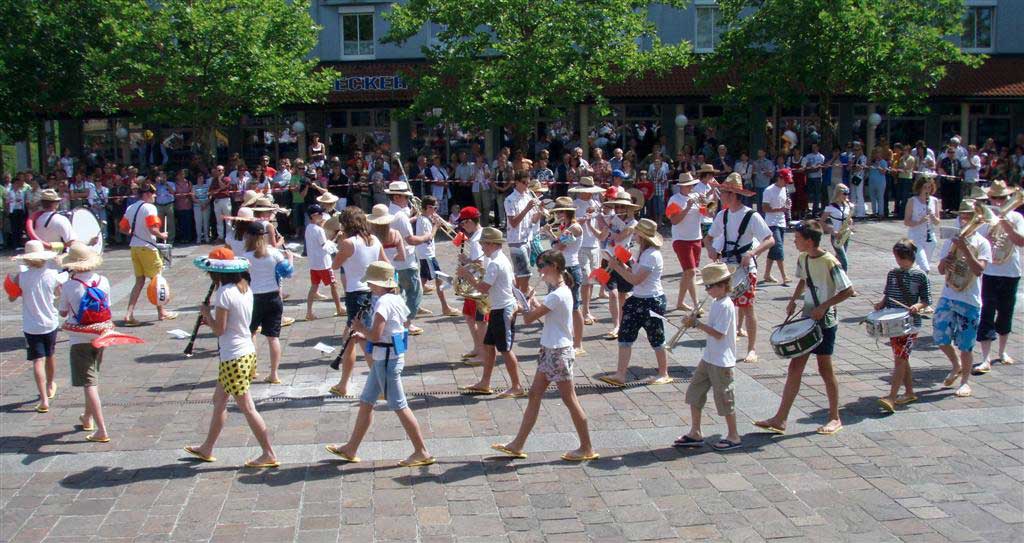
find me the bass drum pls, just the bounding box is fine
[70,207,105,255]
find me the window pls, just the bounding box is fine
[695,4,722,52]
[341,10,374,59]
[961,5,994,51]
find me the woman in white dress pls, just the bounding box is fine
[903,176,941,273]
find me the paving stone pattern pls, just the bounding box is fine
[1,219,1022,542]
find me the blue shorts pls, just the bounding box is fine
[767,226,785,261]
[566,265,583,311]
[344,290,373,327]
[359,353,408,411]
[419,257,441,281]
[933,298,981,352]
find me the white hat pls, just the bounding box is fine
[12,240,59,262]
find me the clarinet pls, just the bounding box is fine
[184,282,216,357]
[330,309,366,370]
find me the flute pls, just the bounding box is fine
[184,282,217,357]
[330,309,367,370]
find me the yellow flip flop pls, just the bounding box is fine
[122,318,143,327]
[47,383,57,400]
[79,415,94,432]
[183,446,216,463]
[649,376,675,385]
[561,452,600,462]
[816,424,843,436]
[596,376,626,388]
[34,405,49,413]
[496,390,528,399]
[328,385,347,397]
[85,434,111,443]
[490,444,527,459]
[161,312,179,321]
[325,445,360,463]
[459,385,494,395]
[752,421,785,435]
[244,460,281,469]
[878,398,896,413]
[398,456,436,467]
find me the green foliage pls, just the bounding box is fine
[704,0,983,135]
[0,1,125,138]
[383,0,692,138]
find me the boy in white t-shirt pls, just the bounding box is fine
[761,168,791,284]
[676,263,740,450]
[415,195,458,316]
[9,241,61,413]
[304,204,343,321]
[326,261,435,468]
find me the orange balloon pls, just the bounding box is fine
[147,274,171,306]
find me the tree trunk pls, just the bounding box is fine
[819,94,836,151]
[37,121,48,175]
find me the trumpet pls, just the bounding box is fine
[431,211,459,240]
[690,191,718,216]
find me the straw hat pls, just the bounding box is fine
[700,262,732,286]
[633,218,663,248]
[363,260,399,289]
[569,176,605,194]
[60,242,103,272]
[193,247,250,273]
[965,184,989,201]
[627,188,646,210]
[240,190,262,208]
[383,180,413,196]
[676,172,698,186]
[40,189,61,202]
[367,204,395,225]
[233,207,255,222]
[249,197,280,212]
[716,172,755,197]
[695,164,719,177]
[316,192,339,206]
[986,180,1017,199]
[958,199,978,214]
[479,227,506,245]
[12,240,58,262]
[528,180,548,194]
[551,196,576,213]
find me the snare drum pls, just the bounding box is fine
[728,265,749,300]
[155,243,174,268]
[863,308,912,338]
[770,318,823,358]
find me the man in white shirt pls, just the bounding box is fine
[961,145,982,201]
[571,177,604,324]
[385,181,435,336]
[760,169,791,285]
[121,184,174,325]
[457,227,525,398]
[667,173,707,312]
[32,189,76,252]
[705,173,774,364]
[801,143,826,215]
[503,172,538,293]
[974,182,1024,373]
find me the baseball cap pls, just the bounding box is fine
[307,204,325,217]
[458,206,481,220]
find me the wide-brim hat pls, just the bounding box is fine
[40,189,61,202]
[528,180,548,193]
[363,260,398,289]
[676,172,698,186]
[60,242,103,272]
[324,215,342,239]
[241,190,262,208]
[695,164,719,177]
[965,184,989,201]
[367,204,395,225]
[700,262,732,286]
[12,240,58,262]
[249,197,280,212]
[551,196,576,213]
[633,218,663,248]
[986,180,1017,199]
[193,247,249,273]
[569,176,605,194]
[383,180,413,196]
[627,188,646,209]
[480,227,506,245]
[958,199,978,214]
[716,172,755,197]
[316,192,339,206]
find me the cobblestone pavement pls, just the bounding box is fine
[1,219,1022,542]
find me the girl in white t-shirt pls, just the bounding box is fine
[326,260,435,468]
[491,250,597,462]
[9,241,61,413]
[185,248,278,468]
[549,198,585,353]
[243,222,294,385]
[821,184,854,273]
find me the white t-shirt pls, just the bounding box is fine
[226,234,246,257]
[388,203,417,270]
[305,223,332,271]
[762,184,789,228]
[483,250,516,310]
[59,272,111,345]
[906,196,940,246]
[466,228,485,262]
[504,189,531,244]
[371,292,410,360]
[708,206,772,273]
[540,284,574,349]
[212,283,255,361]
[414,216,436,259]
[979,210,1023,278]
[556,225,582,268]
[34,210,75,245]
[825,202,852,233]
[125,201,160,248]
[243,248,286,294]
[702,296,736,368]
[574,198,601,248]
[632,247,664,298]
[938,233,992,307]
[17,266,60,335]
[668,193,703,241]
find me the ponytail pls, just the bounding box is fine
[562,270,575,290]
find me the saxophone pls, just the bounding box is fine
[987,191,1024,265]
[453,238,490,313]
[836,213,853,246]
[944,201,997,292]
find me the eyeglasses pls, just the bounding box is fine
[840,190,850,195]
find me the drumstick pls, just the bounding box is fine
[184,282,217,357]
[883,297,932,319]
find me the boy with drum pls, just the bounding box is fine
[875,239,932,413]
[755,220,852,436]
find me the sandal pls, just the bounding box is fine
[942,371,959,388]
[673,435,704,448]
[280,317,295,327]
[816,423,843,436]
[894,394,919,405]
[325,445,360,463]
[490,444,527,459]
[561,452,600,462]
[183,446,216,463]
[596,376,626,388]
[263,377,282,385]
[34,404,49,414]
[85,434,111,443]
[398,456,436,467]
[496,389,528,399]
[711,440,743,451]
[244,460,281,469]
[752,421,785,435]
[328,385,347,397]
[459,385,494,395]
[878,398,896,413]
[583,316,595,325]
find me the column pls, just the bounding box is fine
[484,128,494,159]
[579,104,590,158]
[673,104,685,155]
[389,112,400,152]
[960,102,970,143]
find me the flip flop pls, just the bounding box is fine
[281,317,295,327]
[459,385,495,395]
[596,376,626,388]
[244,460,281,469]
[954,386,972,398]
[325,445,360,463]
[47,383,57,400]
[1000,355,1015,365]
[443,310,462,317]
[334,310,347,317]
[895,394,919,405]
[398,456,436,467]
[490,444,527,459]
[85,434,111,443]
[574,347,587,356]
[971,363,991,375]
[583,316,595,325]
[603,331,619,340]
[463,359,482,367]
[460,352,478,360]
[942,371,959,388]
[878,398,896,413]
[672,435,704,448]
[263,377,282,385]
[408,327,424,336]
[183,446,216,463]
[561,452,600,462]
[34,405,49,414]
[496,390,528,399]
[79,415,94,432]
[418,307,433,315]
[752,421,785,435]
[711,440,743,451]
[741,352,759,364]
[649,376,675,386]
[160,312,179,321]
[816,424,843,436]
[328,385,347,397]
[122,318,143,327]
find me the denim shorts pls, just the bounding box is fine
[566,265,583,310]
[767,226,785,261]
[418,257,441,281]
[359,353,408,411]
[344,290,373,327]
[509,244,532,278]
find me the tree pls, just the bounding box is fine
[382,0,692,144]
[703,0,983,147]
[92,0,333,159]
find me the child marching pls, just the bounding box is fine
[9,240,62,413]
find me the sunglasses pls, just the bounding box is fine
[840,190,850,195]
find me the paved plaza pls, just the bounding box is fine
[1,220,1022,542]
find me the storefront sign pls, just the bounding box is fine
[334,75,408,92]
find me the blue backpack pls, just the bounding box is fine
[72,278,111,325]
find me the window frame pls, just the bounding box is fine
[694,1,722,53]
[961,1,996,53]
[338,6,376,60]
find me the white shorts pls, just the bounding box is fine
[579,246,600,283]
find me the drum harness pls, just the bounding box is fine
[37,211,68,247]
[721,209,756,265]
[128,203,172,266]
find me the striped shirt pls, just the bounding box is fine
[882,267,932,328]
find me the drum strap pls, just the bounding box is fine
[129,204,160,250]
[802,255,822,309]
[722,209,755,260]
[39,212,67,245]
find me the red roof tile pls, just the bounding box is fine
[932,56,1024,97]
